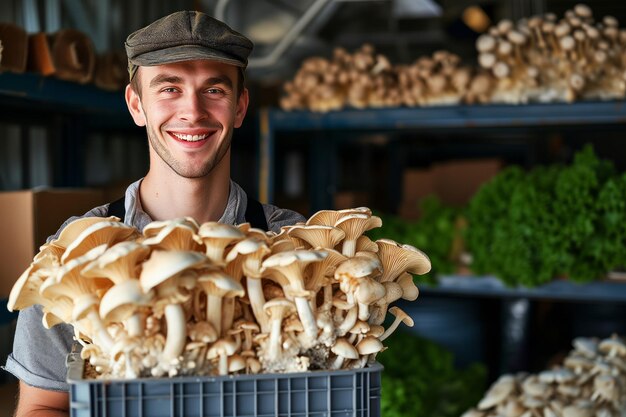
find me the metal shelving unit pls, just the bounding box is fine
[258,101,626,374]
[0,72,138,188]
[258,101,626,208]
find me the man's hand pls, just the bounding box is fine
[14,381,68,417]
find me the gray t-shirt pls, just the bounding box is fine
[4,178,305,391]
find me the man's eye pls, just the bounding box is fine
[206,88,225,95]
[161,87,179,93]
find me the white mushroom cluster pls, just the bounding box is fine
[463,335,626,417]
[475,4,626,104]
[280,4,626,111]
[280,45,475,111]
[8,207,431,379]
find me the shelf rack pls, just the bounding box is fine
[258,101,626,207]
[258,101,626,374]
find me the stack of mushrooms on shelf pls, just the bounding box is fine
[8,207,430,379]
[280,3,626,111]
[463,335,626,417]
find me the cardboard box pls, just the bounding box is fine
[433,159,502,206]
[0,188,106,298]
[400,159,502,219]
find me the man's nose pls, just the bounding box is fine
[179,93,208,122]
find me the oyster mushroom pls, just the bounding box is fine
[61,220,138,264]
[376,239,431,282]
[263,298,296,361]
[197,269,244,336]
[379,306,414,341]
[334,255,385,321]
[330,337,359,369]
[140,250,207,364]
[478,375,516,410]
[207,337,239,376]
[224,238,271,332]
[142,218,203,251]
[335,214,382,257]
[287,225,346,250]
[82,241,152,336]
[261,250,327,347]
[198,222,245,266]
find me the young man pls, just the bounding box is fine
[5,11,304,416]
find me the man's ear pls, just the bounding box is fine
[233,88,249,129]
[125,84,146,127]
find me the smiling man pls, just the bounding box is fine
[6,11,305,416]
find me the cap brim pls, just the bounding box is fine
[130,44,246,68]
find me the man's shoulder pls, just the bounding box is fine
[261,203,306,233]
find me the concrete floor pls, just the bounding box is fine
[0,382,18,416]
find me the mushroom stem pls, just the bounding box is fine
[87,310,114,353]
[268,314,284,361]
[125,313,145,337]
[295,297,318,346]
[246,278,268,332]
[162,304,186,362]
[342,239,357,258]
[336,305,358,336]
[206,294,223,336]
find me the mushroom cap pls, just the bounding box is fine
[287,225,346,250]
[224,238,271,278]
[368,325,385,338]
[139,250,207,292]
[376,239,431,281]
[476,34,496,52]
[332,338,359,360]
[143,217,200,237]
[8,254,59,311]
[228,354,247,373]
[356,336,384,355]
[573,337,598,357]
[538,368,574,384]
[51,216,120,250]
[82,241,151,284]
[263,297,296,319]
[397,273,419,301]
[197,270,245,298]
[598,336,626,356]
[262,249,327,269]
[355,236,378,253]
[198,222,245,240]
[306,210,344,227]
[477,375,516,409]
[207,338,238,359]
[61,220,138,264]
[335,256,382,281]
[388,306,414,327]
[354,279,386,305]
[334,214,382,241]
[99,279,155,322]
[188,321,218,343]
[142,219,203,251]
[40,244,109,300]
[349,320,370,335]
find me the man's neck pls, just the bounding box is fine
[139,163,230,225]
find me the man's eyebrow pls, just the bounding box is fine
[149,74,183,88]
[205,76,233,89]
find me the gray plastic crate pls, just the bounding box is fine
[67,354,382,417]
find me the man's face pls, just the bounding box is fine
[125,60,249,179]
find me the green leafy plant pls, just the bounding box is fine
[368,196,464,285]
[467,145,626,286]
[379,331,487,417]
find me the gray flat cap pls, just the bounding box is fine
[125,10,253,80]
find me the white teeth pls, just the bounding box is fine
[173,133,208,142]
